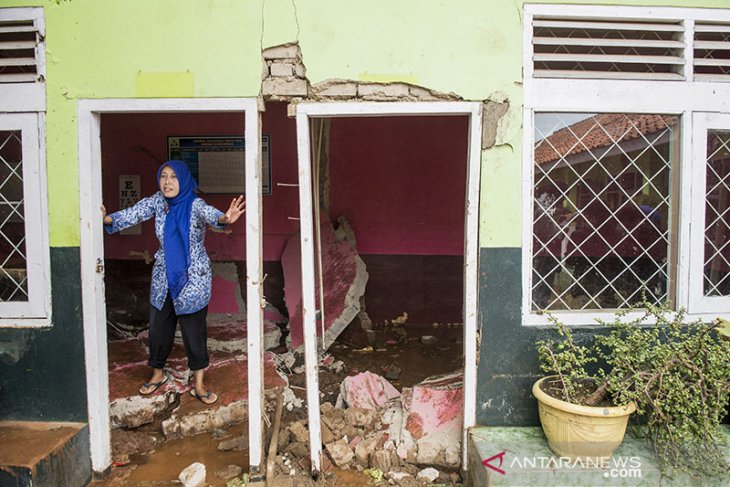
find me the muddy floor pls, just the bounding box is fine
[92,322,464,486]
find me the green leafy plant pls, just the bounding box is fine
[537,302,730,477]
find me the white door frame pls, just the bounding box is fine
[294,101,483,474]
[77,98,262,474]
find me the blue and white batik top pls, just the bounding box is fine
[105,191,225,315]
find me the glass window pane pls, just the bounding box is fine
[532,113,678,311]
[704,131,730,297]
[0,130,28,302]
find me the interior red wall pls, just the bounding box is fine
[328,116,468,255]
[101,103,299,261]
[102,109,468,261]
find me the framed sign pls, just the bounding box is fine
[167,135,271,194]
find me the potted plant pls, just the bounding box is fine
[535,302,730,477]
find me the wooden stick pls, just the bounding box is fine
[265,388,285,485]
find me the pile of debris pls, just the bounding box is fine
[269,368,464,486]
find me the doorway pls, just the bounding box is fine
[293,102,482,473]
[77,98,261,474]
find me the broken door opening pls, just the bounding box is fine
[100,111,264,479]
[78,98,262,478]
[294,102,482,476]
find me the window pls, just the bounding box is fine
[703,130,730,297]
[524,4,730,324]
[0,7,48,326]
[532,113,677,311]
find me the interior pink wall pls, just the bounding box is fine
[328,116,468,255]
[101,103,299,261]
[102,109,468,261]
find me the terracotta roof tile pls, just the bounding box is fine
[534,114,678,165]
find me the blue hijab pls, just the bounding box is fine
[158,160,197,300]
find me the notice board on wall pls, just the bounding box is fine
[167,135,271,194]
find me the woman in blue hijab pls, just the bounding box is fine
[103,160,245,405]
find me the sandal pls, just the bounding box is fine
[139,374,168,395]
[190,388,218,405]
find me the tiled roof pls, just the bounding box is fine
[534,114,678,165]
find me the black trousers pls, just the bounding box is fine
[148,294,209,371]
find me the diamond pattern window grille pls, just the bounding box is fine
[704,131,730,297]
[0,130,27,301]
[694,22,730,81]
[532,17,685,80]
[532,113,678,311]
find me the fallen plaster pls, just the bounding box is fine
[282,215,368,353]
[337,370,401,410]
[398,371,464,467]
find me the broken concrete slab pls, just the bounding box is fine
[338,371,400,410]
[398,371,464,467]
[161,353,287,439]
[282,215,368,352]
[108,362,179,429]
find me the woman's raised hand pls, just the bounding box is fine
[219,196,246,225]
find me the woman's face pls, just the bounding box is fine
[159,165,180,198]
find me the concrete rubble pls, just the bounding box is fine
[268,369,464,485]
[398,371,464,467]
[178,462,206,487]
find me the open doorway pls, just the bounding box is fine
[292,102,482,476]
[78,99,262,477]
[99,111,259,479]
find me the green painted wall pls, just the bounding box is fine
[3,0,264,246]
[2,0,726,246]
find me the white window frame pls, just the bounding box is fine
[523,4,730,326]
[0,7,49,326]
[0,112,50,326]
[688,112,730,313]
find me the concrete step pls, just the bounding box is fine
[467,426,730,487]
[0,421,90,487]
